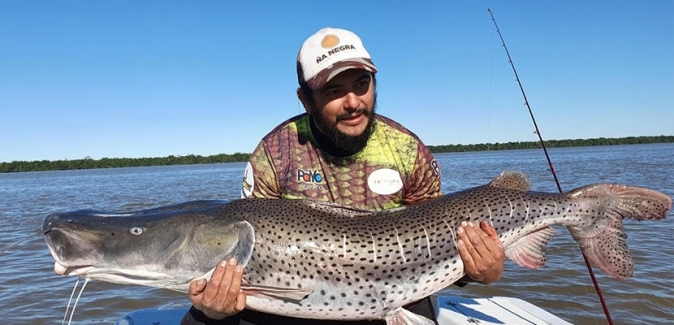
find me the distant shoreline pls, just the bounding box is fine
[426,135,674,153]
[1,135,672,173]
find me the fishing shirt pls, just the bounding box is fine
[240,113,442,210]
[183,113,442,324]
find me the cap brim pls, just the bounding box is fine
[308,58,377,90]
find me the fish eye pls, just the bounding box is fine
[129,227,143,235]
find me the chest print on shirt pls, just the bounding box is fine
[367,168,403,195]
[296,167,325,191]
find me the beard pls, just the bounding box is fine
[311,97,377,155]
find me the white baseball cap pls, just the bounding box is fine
[297,27,378,90]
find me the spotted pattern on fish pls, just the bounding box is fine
[42,170,672,323]
[196,171,670,320]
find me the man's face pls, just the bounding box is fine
[305,69,377,153]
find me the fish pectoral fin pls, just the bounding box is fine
[385,307,435,325]
[504,226,557,269]
[240,283,313,302]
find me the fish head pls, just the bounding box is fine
[42,203,254,291]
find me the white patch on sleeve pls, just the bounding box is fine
[367,168,403,195]
[241,162,254,198]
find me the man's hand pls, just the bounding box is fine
[457,221,505,285]
[188,258,247,320]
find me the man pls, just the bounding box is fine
[182,27,505,325]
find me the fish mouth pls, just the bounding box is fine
[54,261,93,276]
[52,260,192,291]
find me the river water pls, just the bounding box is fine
[0,143,672,324]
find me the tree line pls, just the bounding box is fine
[426,135,674,153]
[1,135,672,173]
[0,153,250,173]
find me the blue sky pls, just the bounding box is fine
[1,1,672,163]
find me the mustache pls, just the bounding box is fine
[336,108,369,121]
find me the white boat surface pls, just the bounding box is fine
[114,295,572,325]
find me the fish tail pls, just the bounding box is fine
[565,184,671,280]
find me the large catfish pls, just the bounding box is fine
[43,171,671,325]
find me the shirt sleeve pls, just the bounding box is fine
[403,141,442,204]
[241,141,282,199]
[181,306,240,325]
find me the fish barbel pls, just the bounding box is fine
[43,171,671,324]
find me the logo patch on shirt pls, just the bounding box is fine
[430,159,441,175]
[367,168,403,195]
[297,168,323,183]
[241,162,254,198]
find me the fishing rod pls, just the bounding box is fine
[486,8,615,325]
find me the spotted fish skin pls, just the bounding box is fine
[42,171,671,324]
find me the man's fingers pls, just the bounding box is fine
[457,225,476,272]
[220,258,238,290]
[188,279,207,298]
[480,221,503,247]
[235,289,247,312]
[460,221,490,256]
[188,259,248,320]
[480,221,497,236]
[456,221,507,285]
[231,265,244,292]
[203,260,229,301]
[225,264,244,301]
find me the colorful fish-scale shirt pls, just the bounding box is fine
[240,113,441,210]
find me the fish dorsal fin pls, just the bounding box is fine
[488,170,531,191]
[504,226,557,269]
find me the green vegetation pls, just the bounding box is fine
[426,135,674,153]
[1,136,672,173]
[0,153,250,173]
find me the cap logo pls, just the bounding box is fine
[321,34,339,48]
